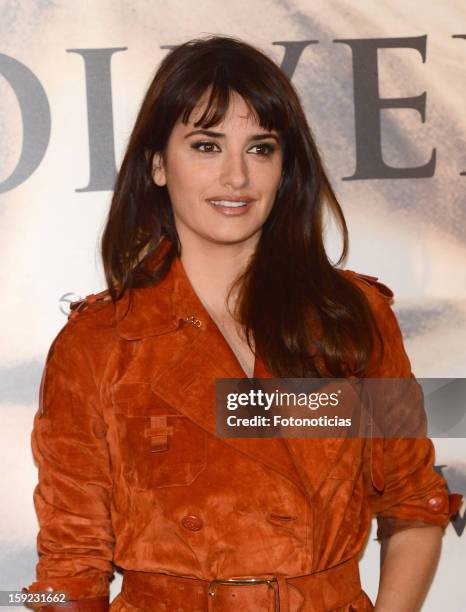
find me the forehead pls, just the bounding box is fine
[181,89,263,130]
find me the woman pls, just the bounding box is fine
[24,35,462,611]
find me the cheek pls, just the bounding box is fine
[168,153,213,193]
[165,159,201,203]
[256,161,282,197]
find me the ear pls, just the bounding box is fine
[151,152,167,187]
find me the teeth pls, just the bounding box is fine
[209,200,248,208]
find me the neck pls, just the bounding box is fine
[176,232,258,317]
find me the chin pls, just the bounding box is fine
[204,231,261,246]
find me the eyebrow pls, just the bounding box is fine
[184,129,280,143]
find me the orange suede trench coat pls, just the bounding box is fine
[25,239,462,612]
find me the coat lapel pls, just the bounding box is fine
[114,237,354,503]
[252,351,358,503]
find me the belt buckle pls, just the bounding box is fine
[208,576,277,596]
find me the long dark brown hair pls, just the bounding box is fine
[101,34,383,377]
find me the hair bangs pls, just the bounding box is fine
[179,71,289,135]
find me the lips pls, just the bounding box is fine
[207,196,255,209]
[208,195,254,203]
[206,196,256,216]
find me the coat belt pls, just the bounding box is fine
[121,556,362,611]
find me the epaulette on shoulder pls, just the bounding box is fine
[68,289,113,321]
[343,270,394,303]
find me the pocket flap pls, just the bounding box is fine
[112,381,175,416]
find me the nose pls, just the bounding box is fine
[219,150,249,189]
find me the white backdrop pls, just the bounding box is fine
[0,1,464,609]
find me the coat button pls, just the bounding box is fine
[181,515,203,531]
[426,495,446,513]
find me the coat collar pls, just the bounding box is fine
[115,237,191,340]
[113,237,358,503]
[114,235,270,381]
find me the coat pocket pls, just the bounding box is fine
[112,382,207,490]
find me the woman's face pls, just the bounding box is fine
[151,89,283,250]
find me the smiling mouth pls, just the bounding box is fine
[208,199,252,208]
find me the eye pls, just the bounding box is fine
[189,140,277,156]
[190,140,220,153]
[249,143,276,156]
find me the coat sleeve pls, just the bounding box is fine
[352,273,464,542]
[22,319,115,609]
